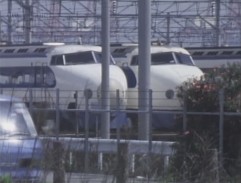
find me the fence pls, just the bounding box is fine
[40,137,175,182]
[1,88,241,182]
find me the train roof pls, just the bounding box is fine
[111,44,190,57]
[0,43,102,58]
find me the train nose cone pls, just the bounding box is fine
[173,66,204,81]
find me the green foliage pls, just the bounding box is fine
[0,175,12,183]
[171,63,241,181]
[178,63,241,112]
[170,131,217,182]
[178,76,220,112]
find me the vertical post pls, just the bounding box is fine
[219,89,224,166]
[215,0,220,46]
[84,89,92,173]
[53,88,65,183]
[116,90,120,140]
[7,0,12,44]
[148,89,153,151]
[116,142,129,183]
[98,153,103,171]
[24,0,32,44]
[138,0,151,140]
[74,91,79,136]
[148,89,153,182]
[164,156,170,172]
[53,141,65,183]
[29,88,33,116]
[115,89,128,182]
[101,0,110,139]
[130,154,135,174]
[0,12,1,41]
[209,149,220,183]
[55,88,60,139]
[166,12,170,45]
[183,92,187,132]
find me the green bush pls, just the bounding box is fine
[0,175,12,183]
[171,63,241,182]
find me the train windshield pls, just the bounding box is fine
[131,52,175,65]
[174,52,194,66]
[151,52,175,65]
[51,51,115,65]
[130,52,194,66]
[94,52,116,64]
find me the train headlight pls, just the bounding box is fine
[165,89,174,99]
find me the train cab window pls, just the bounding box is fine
[93,52,115,64]
[175,53,194,66]
[63,51,115,65]
[151,52,175,65]
[64,51,95,65]
[131,52,175,65]
[51,55,64,65]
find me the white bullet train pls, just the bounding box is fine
[0,43,128,132]
[111,43,204,129]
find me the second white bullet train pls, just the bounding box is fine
[111,43,204,129]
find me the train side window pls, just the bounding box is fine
[236,51,241,55]
[0,75,8,84]
[23,74,31,84]
[16,75,23,84]
[34,67,56,87]
[4,49,15,53]
[0,67,56,88]
[34,48,46,53]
